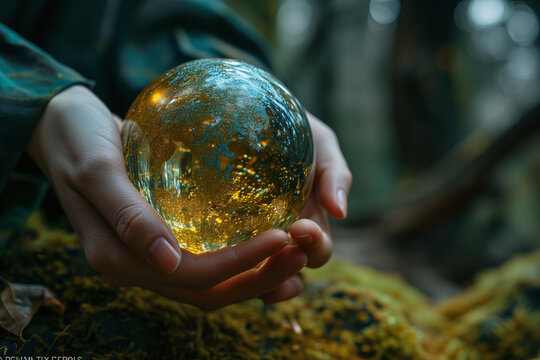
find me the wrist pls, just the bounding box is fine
[26,85,108,177]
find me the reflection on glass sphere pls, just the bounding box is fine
[122,58,314,254]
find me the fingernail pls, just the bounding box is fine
[294,234,313,246]
[337,188,348,218]
[148,237,181,274]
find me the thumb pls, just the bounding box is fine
[29,84,181,274]
[308,112,353,219]
[72,153,182,274]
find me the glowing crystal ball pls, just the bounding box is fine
[122,58,314,254]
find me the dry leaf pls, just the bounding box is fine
[0,278,65,338]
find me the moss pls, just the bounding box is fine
[438,252,540,360]
[0,212,539,359]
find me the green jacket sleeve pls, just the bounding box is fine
[0,23,94,193]
[0,23,94,229]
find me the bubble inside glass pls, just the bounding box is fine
[122,59,314,254]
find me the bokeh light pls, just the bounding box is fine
[368,0,401,25]
[276,0,315,48]
[467,0,507,28]
[507,3,539,46]
[498,46,540,93]
[452,0,540,132]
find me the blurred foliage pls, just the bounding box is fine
[262,0,540,288]
[225,0,280,46]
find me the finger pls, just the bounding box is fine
[59,185,291,291]
[106,230,290,290]
[97,229,290,290]
[60,107,185,275]
[113,114,123,131]
[42,94,184,275]
[54,181,167,282]
[307,112,353,219]
[289,218,332,268]
[259,274,304,304]
[73,165,183,274]
[145,245,307,310]
[177,230,290,290]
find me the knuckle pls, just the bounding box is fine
[315,121,337,142]
[114,203,145,244]
[325,127,338,142]
[343,168,353,185]
[225,247,240,265]
[68,153,120,189]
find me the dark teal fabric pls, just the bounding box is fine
[0,23,93,192]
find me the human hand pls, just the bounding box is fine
[287,112,352,271]
[26,85,308,310]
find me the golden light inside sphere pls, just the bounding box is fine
[122,59,314,254]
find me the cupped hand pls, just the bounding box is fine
[26,85,308,310]
[286,112,352,271]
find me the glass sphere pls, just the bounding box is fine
[122,58,314,254]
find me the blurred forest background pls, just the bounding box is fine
[227,0,540,299]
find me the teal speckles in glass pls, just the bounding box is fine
[122,58,314,253]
